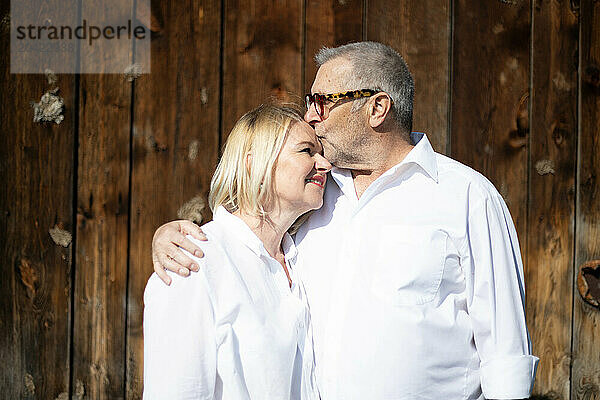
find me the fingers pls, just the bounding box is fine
[165,240,200,272]
[178,220,208,243]
[178,235,204,261]
[153,255,172,286]
[158,241,197,272]
[153,251,194,287]
[165,229,202,268]
[151,219,207,286]
[161,252,190,275]
[174,221,206,259]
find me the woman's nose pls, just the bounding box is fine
[314,153,332,172]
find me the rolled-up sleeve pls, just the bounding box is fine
[143,267,217,400]
[466,190,539,399]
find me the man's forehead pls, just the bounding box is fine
[311,59,352,93]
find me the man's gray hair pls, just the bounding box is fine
[315,41,414,133]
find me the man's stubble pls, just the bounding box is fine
[320,108,371,170]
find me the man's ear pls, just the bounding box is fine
[368,93,393,128]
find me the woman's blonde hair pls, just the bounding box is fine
[208,103,305,220]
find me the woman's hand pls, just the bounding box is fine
[152,220,207,285]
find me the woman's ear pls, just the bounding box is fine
[369,93,393,128]
[245,152,252,174]
[244,152,254,175]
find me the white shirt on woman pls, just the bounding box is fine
[294,133,538,400]
[143,206,319,400]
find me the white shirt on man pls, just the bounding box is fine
[143,206,319,399]
[293,133,538,399]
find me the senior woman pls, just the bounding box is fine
[143,104,331,399]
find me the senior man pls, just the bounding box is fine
[150,41,538,399]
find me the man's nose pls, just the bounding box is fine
[304,103,321,125]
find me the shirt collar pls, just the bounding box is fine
[330,132,438,185]
[213,206,298,261]
[281,232,298,261]
[403,132,439,183]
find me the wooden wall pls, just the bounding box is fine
[1,0,598,399]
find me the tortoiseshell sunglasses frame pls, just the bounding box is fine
[305,89,378,119]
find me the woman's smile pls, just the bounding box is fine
[305,173,326,188]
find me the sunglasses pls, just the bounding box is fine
[304,89,378,120]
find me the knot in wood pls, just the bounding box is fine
[578,260,600,308]
[584,65,600,89]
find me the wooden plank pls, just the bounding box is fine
[527,1,579,397]
[72,75,131,399]
[0,1,76,397]
[451,1,530,251]
[222,0,303,137]
[71,1,134,398]
[572,0,600,398]
[304,0,363,94]
[126,1,222,398]
[367,0,451,154]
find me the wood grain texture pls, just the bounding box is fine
[73,76,131,400]
[71,1,134,398]
[451,0,530,248]
[527,1,579,397]
[4,1,600,397]
[126,1,221,398]
[367,0,450,154]
[304,0,363,94]
[222,0,303,137]
[572,0,600,398]
[0,1,76,397]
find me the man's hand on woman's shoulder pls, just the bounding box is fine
[152,220,207,285]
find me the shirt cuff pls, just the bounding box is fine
[480,354,539,399]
